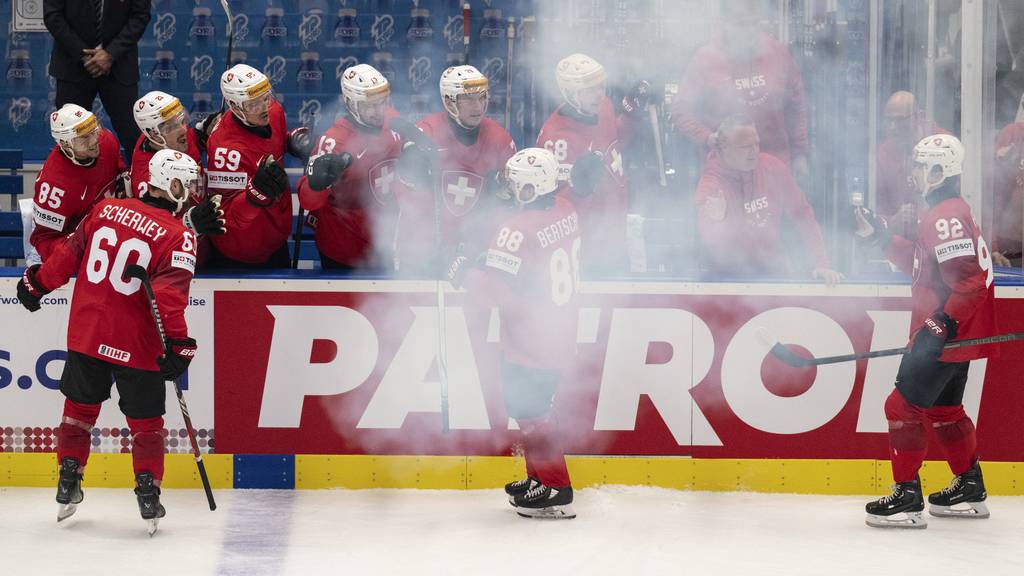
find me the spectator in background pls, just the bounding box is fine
[672,0,809,180]
[993,122,1024,266]
[876,91,951,239]
[44,0,151,161]
[695,114,841,284]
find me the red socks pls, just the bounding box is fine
[127,417,165,482]
[884,390,979,482]
[57,399,101,470]
[518,416,571,488]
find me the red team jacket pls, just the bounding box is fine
[672,33,808,164]
[205,99,292,264]
[129,129,203,200]
[30,129,125,261]
[536,98,633,271]
[296,109,404,267]
[696,151,828,275]
[394,112,516,271]
[465,194,581,370]
[885,189,998,363]
[33,198,197,371]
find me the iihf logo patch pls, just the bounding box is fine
[408,57,431,91]
[299,12,323,49]
[8,98,31,132]
[153,13,176,48]
[371,15,395,50]
[263,56,287,85]
[191,55,214,89]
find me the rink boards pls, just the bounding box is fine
[1,275,1023,495]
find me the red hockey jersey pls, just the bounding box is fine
[696,151,828,275]
[129,128,203,201]
[296,109,404,267]
[885,191,998,362]
[672,33,808,164]
[465,194,581,370]
[34,198,197,371]
[394,112,516,272]
[536,98,632,272]
[30,129,125,261]
[205,99,292,264]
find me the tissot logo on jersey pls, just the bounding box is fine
[33,205,66,231]
[207,171,248,190]
[934,238,976,263]
[98,204,168,242]
[171,251,197,273]
[536,212,579,248]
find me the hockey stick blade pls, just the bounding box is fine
[758,326,1024,367]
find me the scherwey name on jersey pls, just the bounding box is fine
[98,204,169,243]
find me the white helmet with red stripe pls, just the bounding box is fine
[340,64,390,126]
[133,91,188,150]
[503,147,559,206]
[220,64,273,126]
[439,65,489,128]
[556,53,607,115]
[50,104,101,166]
[149,149,201,214]
[912,133,964,196]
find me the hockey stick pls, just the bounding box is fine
[124,264,217,511]
[389,118,451,433]
[504,17,515,131]
[219,0,235,114]
[463,3,471,65]
[756,326,1024,368]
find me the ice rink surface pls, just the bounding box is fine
[2,486,1021,576]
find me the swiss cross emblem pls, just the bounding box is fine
[346,70,357,79]
[74,111,83,118]
[226,73,235,82]
[137,101,146,110]
[527,155,536,165]
[50,112,58,122]
[442,171,483,217]
[369,159,398,206]
[174,152,183,159]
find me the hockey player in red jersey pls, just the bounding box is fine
[536,53,645,275]
[16,148,202,533]
[31,104,127,261]
[393,65,516,275]
[131,91,225,256]
[205,64,308,268]
[451,148,580,519]
[855,134,996,529]
[297,64,404,270]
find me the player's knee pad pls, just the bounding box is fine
[58,399,100,447]
[127,417,164,453]
[502,364,561,421]
[927,407,975,445]
[884,391,927,451]
[884,389,922,421]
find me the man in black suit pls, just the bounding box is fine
[44,0,152,161]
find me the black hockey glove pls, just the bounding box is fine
[157,337,197,381]
[287,127,314,161]
[853,207,892,249]
[396,142,434,189]
[909,311,957,363]
[194,112,222,153]
[305,152,353,192]
[17,264,49,312]
[246,155,289,207]
[621,80,651,116]
[570,152,605,198]
[183,194,225,236]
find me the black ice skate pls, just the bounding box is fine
[505,476,539,507]
[135,472,166,537]
[865,477,926,529]
[56,457,84,522]
[514,484,575,519]
[928,460,989,519]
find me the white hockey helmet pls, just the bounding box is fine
[220,64,273,125]
[556,53,607,115]
[340,64,390,126]
[503,147,560,206]
[133,91,188,150]
[50,104,100,166]
[439,65,489,127]
[149,149,201,214]
[912,133,964,196]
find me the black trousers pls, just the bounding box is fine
[56,76,141,162]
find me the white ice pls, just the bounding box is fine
[2,486,1022,576]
